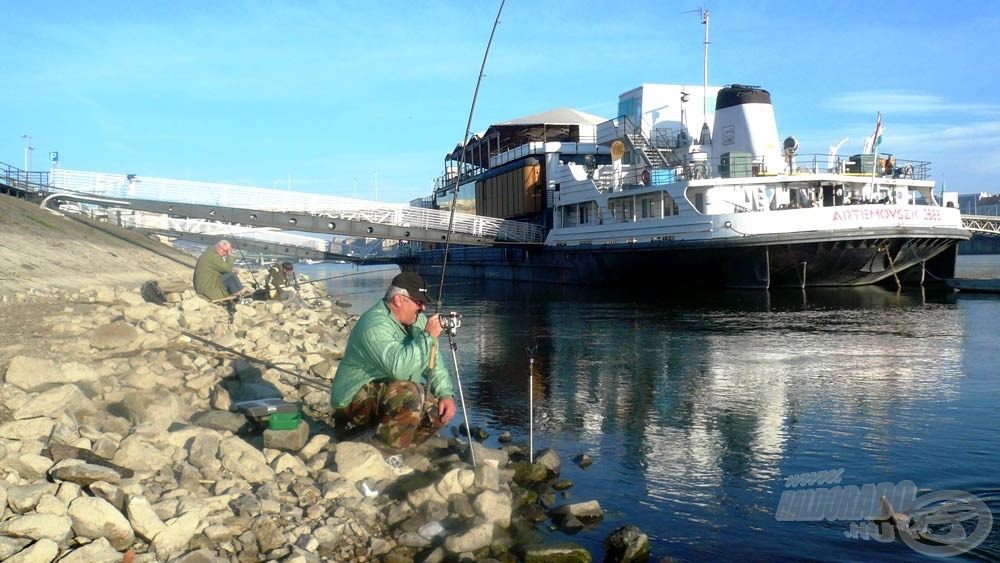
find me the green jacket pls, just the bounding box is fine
[331,300,454,409]
[193,249,235,301]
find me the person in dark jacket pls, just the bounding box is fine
[331,272,455,451]
[265,261,296,300]
[193,240,243,301]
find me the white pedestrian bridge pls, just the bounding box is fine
[43,169,545,261]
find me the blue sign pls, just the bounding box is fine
[49,151,59,163]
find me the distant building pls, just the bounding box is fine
[957,193,1000,254]
[958,193,1000,216]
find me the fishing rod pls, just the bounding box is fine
[428,0,505,468]
[435,0,505,310]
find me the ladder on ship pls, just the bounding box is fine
[625,129,683,171]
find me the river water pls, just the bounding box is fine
[297,257,1000,562]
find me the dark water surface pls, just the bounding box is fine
[299,258,1000,562]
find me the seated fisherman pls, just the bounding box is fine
[330,272,456,452]
[193,240,243,301]
[265,261,298,300]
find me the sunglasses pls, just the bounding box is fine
[400,293,426,308]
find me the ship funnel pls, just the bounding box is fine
[711,85,783,175]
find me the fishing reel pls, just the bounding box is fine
[439,311,462,335]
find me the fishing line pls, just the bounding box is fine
[265,266,400,290]
[181,330,331,393]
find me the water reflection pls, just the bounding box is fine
[441,280,969,558]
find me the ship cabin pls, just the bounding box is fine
[432,84,947,243]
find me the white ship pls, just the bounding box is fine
[408,83,970,289]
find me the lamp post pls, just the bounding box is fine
[20,134,33,174]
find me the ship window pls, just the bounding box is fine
[663,193,677,216]
[693,192,705,213]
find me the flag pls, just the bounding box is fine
[870,112,883,154]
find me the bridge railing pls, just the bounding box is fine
[0,161,50,194]
[48,169,544,243]
[962,214,1000,235]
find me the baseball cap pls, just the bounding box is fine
[391,272,432,304]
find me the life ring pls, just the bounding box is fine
[902,164,914,178]
[691,163,708,180]
[640,169,651,185]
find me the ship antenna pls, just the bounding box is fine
[436,0,505,310]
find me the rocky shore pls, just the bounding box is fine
[0,196,654,562]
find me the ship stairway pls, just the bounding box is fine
[625,130,682,170]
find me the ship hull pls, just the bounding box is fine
[403,235,962,289]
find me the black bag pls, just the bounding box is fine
[140,280,166,305]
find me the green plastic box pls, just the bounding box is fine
[268,411,301,430]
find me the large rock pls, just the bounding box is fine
[112,434,173,471]
[125,494,166,542]
[443,520,493,554]
[0,513,74,543]
[219,435,275,484]
[603,524,651,563]
[0,417,56,441]
[57,537,122,563]
[0,537,32,561]
[48,459,123,486]
[121,387,179,434]
[89,322,139,349]
[122,302,160,323]
[474,489,512,527]
[263,420,310,451]
[187,430,222,472]
[333,441,395,483]
[3,356,99,392]
[2,538,59,563]
[68,496,135,550]
[5,483,58,514]
[151,511,202,560]
[13,384,97,421]
[522,542,593,563]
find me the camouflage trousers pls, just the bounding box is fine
[338,380,445,451]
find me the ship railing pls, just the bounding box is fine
[606,153,932,183]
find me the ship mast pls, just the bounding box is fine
[701,9,709,126]
[686,7,711,145]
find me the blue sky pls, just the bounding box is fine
[3,1,998,202]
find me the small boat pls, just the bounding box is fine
[945,278,1000,293]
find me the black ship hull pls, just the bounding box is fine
[402,235,963,289]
